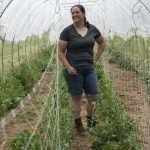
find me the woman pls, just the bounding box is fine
[58,4,105,137]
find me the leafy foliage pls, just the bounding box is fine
[10,70,73,150]
[0,47,53,119]
[11,130,41,150]
[91,62,142,150]
[59,74,73,149]
[109,50,134,70]
[108,35,150,90]
[0,75,25,117]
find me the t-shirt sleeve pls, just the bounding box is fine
[93,26,101,39]
[59,28,69,41]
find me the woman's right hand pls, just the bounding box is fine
[67,65,77,76]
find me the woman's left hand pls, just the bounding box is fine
[93,58,97,65]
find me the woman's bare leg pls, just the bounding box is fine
[69,96,81,119]
[86,96,97,127]
[70,96,88,137]
[86,96,97,116]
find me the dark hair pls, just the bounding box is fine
[71,4,90,28]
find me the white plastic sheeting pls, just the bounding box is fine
[0,0,149,41]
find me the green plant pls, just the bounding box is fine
[0,75,25,118]
[11,130,41,150]
[12,70,73,150]
[91,62,142,150]
[0,47,54,119]
[109,50,134,70]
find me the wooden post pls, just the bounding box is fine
[29,37,32,61]
[11,35,15,69]
[34,37,37,54]
[18,41,20,65]
[24,38,27,62]
[1,33,6,76]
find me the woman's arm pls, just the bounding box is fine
[58,40,77,75]
[58,39,70,68]
[93,35,106,64]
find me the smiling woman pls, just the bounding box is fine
[71,4,90,36]
[58,4,105,137]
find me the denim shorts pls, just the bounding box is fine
[63,65,98,97]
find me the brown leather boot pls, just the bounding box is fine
[74,118,88,137]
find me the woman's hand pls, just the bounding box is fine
[93,58,97,65]
[67,65,77,75]
[94,35,105,63]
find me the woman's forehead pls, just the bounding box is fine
[71,6,81,12]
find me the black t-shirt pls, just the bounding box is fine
[59,24,101,66]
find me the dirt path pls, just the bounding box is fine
[0,73,52,150]
[105,61,150,150]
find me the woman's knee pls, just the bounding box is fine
[71,96,82,102]
[86,95,98,102]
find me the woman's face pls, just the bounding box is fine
[71,6,85,23]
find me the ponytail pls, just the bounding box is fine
[84,16,90,28]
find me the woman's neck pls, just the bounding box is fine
[74,22,85,29]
